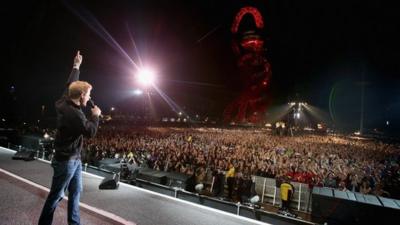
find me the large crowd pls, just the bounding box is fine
[81,120,400,200]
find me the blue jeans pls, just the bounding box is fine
[39,159,82,225]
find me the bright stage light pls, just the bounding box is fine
[133,89,143,95]
[136,68,155,86]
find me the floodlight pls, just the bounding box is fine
[133,89,143,95]
[137,68,155,86]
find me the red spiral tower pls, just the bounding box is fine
[223,6,272,124]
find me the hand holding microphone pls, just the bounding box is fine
[87,99,102,117]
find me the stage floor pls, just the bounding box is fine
[0,147,277,225]
[0,171,118,225]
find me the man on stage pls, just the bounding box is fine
[39,51,101,225]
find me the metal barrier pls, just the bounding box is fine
[136,179,314,225]
[255,176,312,212]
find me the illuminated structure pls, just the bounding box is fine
[223,6,272,124]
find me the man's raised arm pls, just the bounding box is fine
[61,51,82,97]
[68,50,82,83]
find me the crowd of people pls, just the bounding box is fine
[81,119,400,201]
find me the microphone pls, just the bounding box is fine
[87,99,95,109]
[87,99,103,118]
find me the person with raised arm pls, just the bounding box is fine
[39,51,101,225]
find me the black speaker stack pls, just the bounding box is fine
[312,186,400,225]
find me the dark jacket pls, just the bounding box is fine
[54,68,99,161]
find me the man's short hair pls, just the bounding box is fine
[68,81,92,99]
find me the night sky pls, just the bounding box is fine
[1,0,400,133]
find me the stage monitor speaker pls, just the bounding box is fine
[137,169,167,185]
[99,174,119,190]
[166,172,192,190]
[12,151,34,161]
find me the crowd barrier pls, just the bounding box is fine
[135,178,314,225]
[254,176,312,212]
